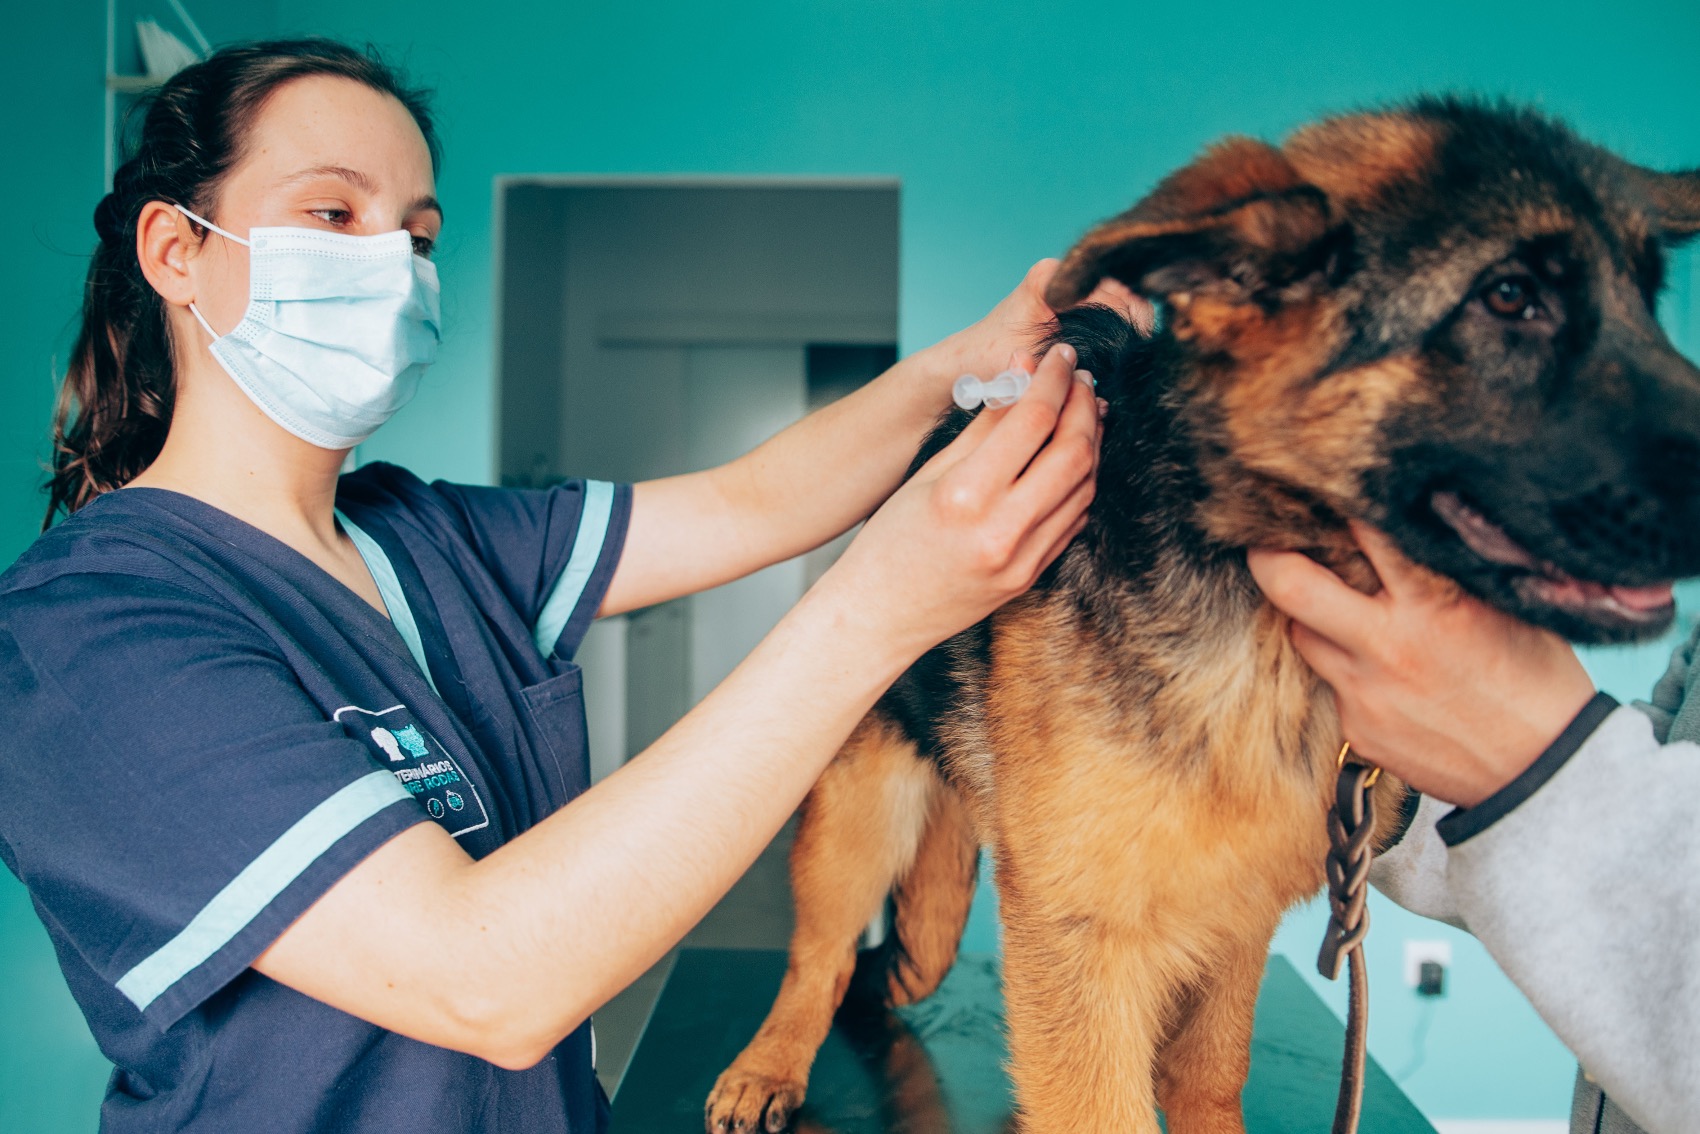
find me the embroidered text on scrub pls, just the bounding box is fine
[953,368,1032,411]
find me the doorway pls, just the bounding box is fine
[493,178,901,780]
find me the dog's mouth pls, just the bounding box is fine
[1429,491,1675,627]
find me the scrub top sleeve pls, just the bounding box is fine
[0,573,427,1032]
[429,478,632,661]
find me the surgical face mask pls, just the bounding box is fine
[176,204,441,450]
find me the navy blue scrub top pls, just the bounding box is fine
[0,462,631,1134]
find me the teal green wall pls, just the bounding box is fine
[3,1,1699,1130]
[0,9,280,1132]
[0,3,105,567]
[0,7,122,1132]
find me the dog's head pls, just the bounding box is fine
[1049,98,1700,644]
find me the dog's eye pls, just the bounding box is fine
[1482,276,1545,321]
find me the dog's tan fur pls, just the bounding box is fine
[710,579,1408,1132]
[979,598,1363,1131]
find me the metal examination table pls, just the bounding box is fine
[612,949,1437,1133]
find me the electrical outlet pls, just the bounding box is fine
[1403,939,1452,989]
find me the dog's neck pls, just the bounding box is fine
[1060,328,1374,629]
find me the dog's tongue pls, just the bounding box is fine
[1608,582,1676,612]
[1531,575,1677,620]
[1433,492,1678,619]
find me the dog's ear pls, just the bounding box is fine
[1638,166,1700,244]
[1046,137,1342,310]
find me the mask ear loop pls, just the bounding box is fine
[174,203,250,247]
[186,301,222,343]
[174,204,250,343]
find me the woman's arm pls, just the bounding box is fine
[1249,527,1700,1132]
[599,261,1137,616]
[253,345,1100,1068]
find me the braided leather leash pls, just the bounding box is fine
[1316,742,1381,1134]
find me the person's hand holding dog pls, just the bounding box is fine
[822,342,1101,662]
[1249,524,1597,809]
[923,258,1152,406]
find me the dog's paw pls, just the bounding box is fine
[704,1066,805,1134]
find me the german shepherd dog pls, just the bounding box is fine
[706,100,1700,1133]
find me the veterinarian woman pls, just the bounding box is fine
[1252,529,1698,1134]
[0,40,1114,1134]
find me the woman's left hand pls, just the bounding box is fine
[922,259,1154,396]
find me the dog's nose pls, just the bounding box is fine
[1551,461,1700,577]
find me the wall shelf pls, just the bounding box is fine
[106,73,160,94]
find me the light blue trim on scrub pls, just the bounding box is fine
[336,509,439,696]
[532,480,616,657]
[114,770,410,1012]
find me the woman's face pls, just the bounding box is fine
[183,75,441,338]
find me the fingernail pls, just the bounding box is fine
[1074,368,1095,388]
[1058,343,1077,364]
[1097,397,1109,419]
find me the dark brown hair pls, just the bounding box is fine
[45,38,440,526]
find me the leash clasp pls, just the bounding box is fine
[1336,740,1381,787]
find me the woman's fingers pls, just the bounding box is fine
[1077,276,1157,334]
[953,343,1081,485]
[909,394,1011,480]
[912,343,1075,496]
[1005,368,1100,518]
[994,373,1100,579]
[1014,475,1096,582]
[878,334,1100,614]
[1019,258,1062,303]
[1287,619,1357,690]
[1246,547,1382,648]
[1348,519,1451,606]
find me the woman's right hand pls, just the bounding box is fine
[819,341,1102,659]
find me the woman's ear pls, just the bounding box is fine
[135,201,203,307]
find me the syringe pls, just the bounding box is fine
[952,367,1032,411]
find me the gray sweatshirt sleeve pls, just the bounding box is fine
[1372,701,1700,1134]
[1367,792,1469,930]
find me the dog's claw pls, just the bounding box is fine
[705,1067,804,1134]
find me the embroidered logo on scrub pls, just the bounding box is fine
[334,704,491,839]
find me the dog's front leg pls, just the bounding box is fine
[997,884,1174,1134]
[1152,925,1271,1134]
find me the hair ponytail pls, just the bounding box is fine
[45,38,438,527]
[48,178,178,524]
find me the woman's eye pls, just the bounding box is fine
[309,208,352,227]
[410,234,435,258]
[1482,276,1544,321]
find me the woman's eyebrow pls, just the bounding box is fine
[281,164,379,193]
[412,195,445,224]
[280,164,444,221]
